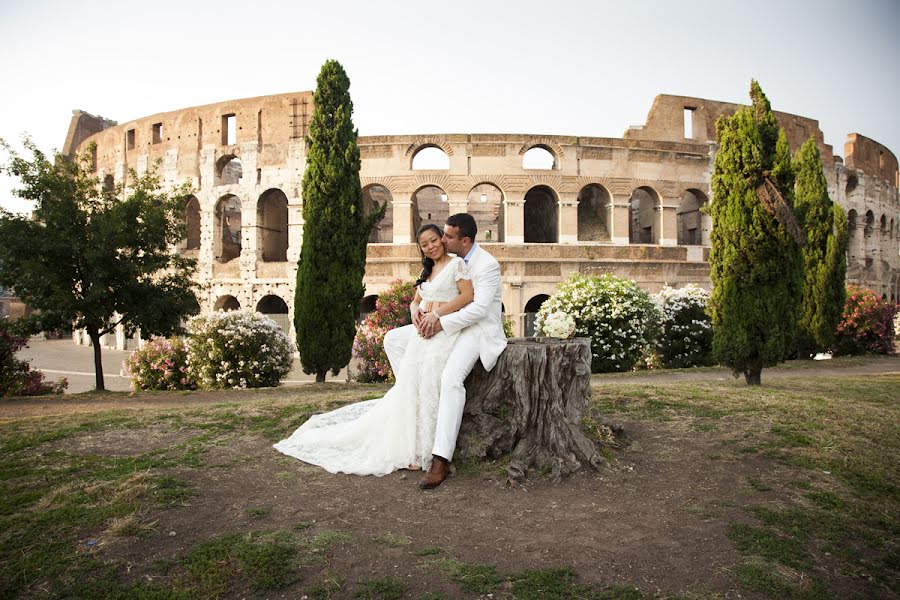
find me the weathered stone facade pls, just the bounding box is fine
[63,92,900,346]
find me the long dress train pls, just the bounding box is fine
[273,257,469,476]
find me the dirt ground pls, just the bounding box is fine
[3,356,898,598]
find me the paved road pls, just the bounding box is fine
[16,337,352,394]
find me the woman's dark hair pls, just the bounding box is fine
[414,223,444,287]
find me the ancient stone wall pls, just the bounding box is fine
[67,92,900,347]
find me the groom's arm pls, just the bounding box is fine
[439,259,500,336]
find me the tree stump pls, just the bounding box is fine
[457,337,606,483]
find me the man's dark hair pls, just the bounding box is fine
[446,213,477,242]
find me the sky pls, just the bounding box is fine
[1,0,898,214]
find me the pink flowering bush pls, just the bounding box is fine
[124,337,196,391]
[0,323,67,397]
[833,286,898,355]
[352,280,415,383]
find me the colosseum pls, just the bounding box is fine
[62,91,899,348]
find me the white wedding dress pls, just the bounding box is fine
[273,257,470,476]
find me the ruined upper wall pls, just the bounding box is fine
[624,94,835,163]
[63,110,117,157]
[845,133,899,187]
[70,91,314,175]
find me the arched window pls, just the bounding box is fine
[215,195,242,263]
[217,155,242,185]
[864,210,874,236]
[257,189,288,262]
[411,146,450,170]
[467,183,504,242]
[183,196,201,250]
[577,184,611,242]
[214,295,241,311]
[522,147,556,170]
[363,185,393,243]
[359,295,378,321]
[523,294,550,336]
[629,187,660,244]
[412,186,449,237]
[677,189,708,246]
[257,295,289,331]
[524,186,558,243]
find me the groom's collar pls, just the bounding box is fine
[462,243,478,264]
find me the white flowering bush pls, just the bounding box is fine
[187,311,294,389]
[652,285,714,369]
[535,274,662,373]
[124,337,196,391]
[538,310,576,339]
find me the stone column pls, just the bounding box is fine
[659,199,678,247]
[447,191,468,222]
[240,194,258,280]
[610,195,631,245]
[115,319,127,351]
[504,197,525,244]
[287,193,303,264]
[558,192,578,244]
[393,197,413,244]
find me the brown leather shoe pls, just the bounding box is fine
[418,456,450,490]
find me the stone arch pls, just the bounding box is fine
[214,295,241,311]
[880,214,888,234]
[864,210,875,236]
[411,185,449,237]
[183,195,201,250]
[256,294,289,331]
[363,184,393,243]
[677,189,708,246]
[522,146,557,170]
[629,186,660,244]
[359,294,378,320]
[216,154,242,185]
[411,145,450,170]
[214,194,242,263]
[524,185,558,243]
[467,182,504,242]
[523,294,551,336]
[103,174,115,192]
[256,188,288,262]
[576,183,611,242]
[518,139,565,159]
[845,172,858,195]
[847,209,859,261]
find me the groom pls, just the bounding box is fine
[384,213,507,489]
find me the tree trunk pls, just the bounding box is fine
[744,369,762,386]
[457,337,607,484]
[86,326,106,391]
[316,371,326,383]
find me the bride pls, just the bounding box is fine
[273,224,473,475]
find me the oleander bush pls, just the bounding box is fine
[0,323,67,397]
[833,286,898,356]
[352,279,415,383]
[652,285,714,369]
[535,274,661,373]
[187,311,294,389]
[124,337,196,391]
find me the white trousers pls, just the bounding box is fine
[384,324,481,461]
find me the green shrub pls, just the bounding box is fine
[0,322,67,396]
[187,311,293,389]
[652,285,714,369]
[536,274,661,372]
[352,280,415,382]
[833,286,898,355]
[124,337,196,391]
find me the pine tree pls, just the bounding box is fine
[708,81,803,385]
[792,138,848,355]
[294,60,384,382]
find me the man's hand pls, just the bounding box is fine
[420,312,443,339]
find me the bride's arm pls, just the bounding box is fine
[431,278,473,318]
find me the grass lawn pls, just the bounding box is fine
[0,372,897,599]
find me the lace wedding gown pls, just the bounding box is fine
[273,257,470,476]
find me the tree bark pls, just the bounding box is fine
[86,326,106,391]
[457,337,606,484]
[315,371,326,383]
[744,369,762,386]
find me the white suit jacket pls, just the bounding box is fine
[438,245,507,371]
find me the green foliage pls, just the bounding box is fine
[834,286,898,355]
[124,337,196,391]
[187,311,294,389]
[708,81,803,384]
[295,60,385,382]
[0,138,199,390]
[0,321,67,396]
[651,285,714,369]
[536,273,661,373]
[352,279,415,382]
[793,138,847,355]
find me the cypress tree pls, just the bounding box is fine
[294,60,384,382]
[792,138,848,355]
[708,81,803,385]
